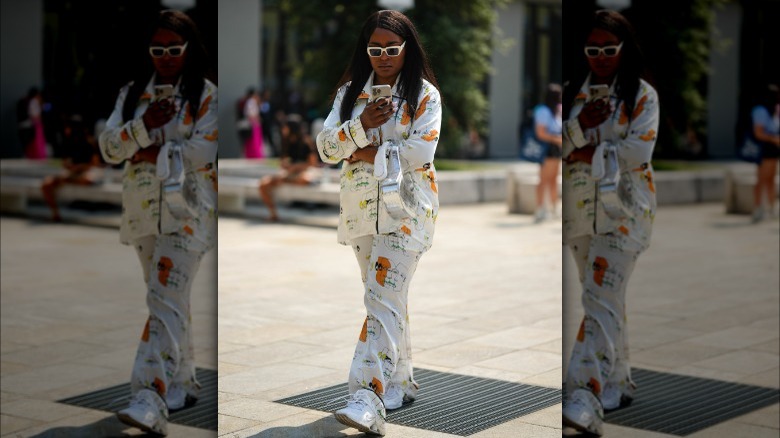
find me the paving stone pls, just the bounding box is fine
[216,204,562,436]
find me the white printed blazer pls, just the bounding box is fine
[317,73,441,251]
[99,77,218,250]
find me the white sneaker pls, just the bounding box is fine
[165,380,200,411]
[117,389,169,436]
[334,389,386,436]
[562,389,604,436]
[534,208,548,223]
[602,379,636,411]
[383,382,418,410]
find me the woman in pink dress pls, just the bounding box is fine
[243,89,264,158]
[25,88,47,159]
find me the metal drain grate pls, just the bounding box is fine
[58,367,217,431]
[276,368,561,436]
[604,368,780,435]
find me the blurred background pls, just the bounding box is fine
[564,0,779,160]
[1,0,563,162]
[217,0,561,160]
[0,0,218,160]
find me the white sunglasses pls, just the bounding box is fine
[367,41,406,58]
[584,42,623,58]
[149,42,188,58]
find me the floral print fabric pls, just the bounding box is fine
[131,234,208,409]
[349,234,422,403]
[566,235,639,410]
[99,76,218,250]
[562,77,659,251]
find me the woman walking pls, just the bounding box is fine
[316,9,441,436]
[98,10,217,435]
[561,10,659,436]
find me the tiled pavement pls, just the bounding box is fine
[2,202,777,437]
[0,217,217,437]
[216,203,563,437]
[563,204,779,437]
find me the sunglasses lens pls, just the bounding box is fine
[168,47,182,56]
[368,48,382,57]
[150,48,165,57]
[585,47,599,57]
[604,47,617,56]
[386,48,399,56]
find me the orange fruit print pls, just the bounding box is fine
[370,377,384,395]
[577,319,586,342]
[359,317,368,342]
[588,377,601,395]
[593,256,608,286]
[141,317,151,342]
[153,377,166,396]
[375,257,391,286]
[157,256,174,286]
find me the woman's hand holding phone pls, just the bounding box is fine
[578,84,612,130]
[143,85,177,131]
[142,99,176,131]
[360,98,394,130]
[578,99,612,130]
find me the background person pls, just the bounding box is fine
[98,10,217,436]
[243,88,264,158]
[750,83,780,222]
[534,83,564,222]
[258,114,320,221]
[24,87,48,159]
[41,114,104,222]
[316,9,441,436]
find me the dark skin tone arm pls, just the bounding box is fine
[566,98,611,165]
[130,98,176,164]
[281,151,319,173]
[347,97,394,165]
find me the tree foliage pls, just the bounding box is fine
[627,0,727,158]
[280,0,504,158]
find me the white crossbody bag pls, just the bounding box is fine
[158,142,198,220]
[595,142,629,219]
[374,139,416,219]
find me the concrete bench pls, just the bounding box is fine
[1,159,123,182]
[436,170,507,205]
[0,175,123,214]
[218,176,340,214]
[506,164,562,214]
[653,170,725,205]
[218,167,509,215]
[724,166,780,214]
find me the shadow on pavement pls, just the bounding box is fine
[248,416,355,438]
[28,414,148,438]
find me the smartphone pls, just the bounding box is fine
[154,84,174,103]
[588,84,609,103]
[371,84,392,103]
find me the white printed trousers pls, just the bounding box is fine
[565,234,641,410]
[349,234,423,404]
[132,233,207,409]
